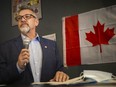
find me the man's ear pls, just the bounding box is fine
[35,19,39,26]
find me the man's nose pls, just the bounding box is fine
[21,16,26,21]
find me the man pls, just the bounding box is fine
[0,6,69,85]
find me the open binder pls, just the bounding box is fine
[32,70,116,85]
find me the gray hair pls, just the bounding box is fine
[15,5,38,20]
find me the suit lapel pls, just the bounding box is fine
[39,37,46,66]
[14,35,23,52]
[39,37,48,78]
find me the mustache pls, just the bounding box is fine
[20,23,29,27]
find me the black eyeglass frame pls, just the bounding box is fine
[15,14,36,21]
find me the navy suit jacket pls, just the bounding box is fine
[0,35,64,85]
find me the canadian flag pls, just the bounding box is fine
[62,5,116,67]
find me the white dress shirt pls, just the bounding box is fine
[29,35,42,82]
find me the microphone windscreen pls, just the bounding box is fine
[23,38,31,49]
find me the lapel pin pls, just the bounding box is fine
[45,46,47,48]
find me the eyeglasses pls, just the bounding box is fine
[15,14,36,21]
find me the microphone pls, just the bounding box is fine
[23,38,31,66]
[23,38,31,49]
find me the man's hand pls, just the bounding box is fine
[17,49,30,69]
[50,71,69,82]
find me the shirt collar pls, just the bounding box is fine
[21,33,40,42]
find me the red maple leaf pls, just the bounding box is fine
[86,21,115,53]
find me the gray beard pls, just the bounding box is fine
[20,26,30,35]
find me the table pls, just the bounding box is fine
[2,83,116,87]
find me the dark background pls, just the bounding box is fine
[0,0,116,78]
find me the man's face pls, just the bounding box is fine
[17,9,39,35]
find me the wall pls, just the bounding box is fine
[0,0,116,78]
